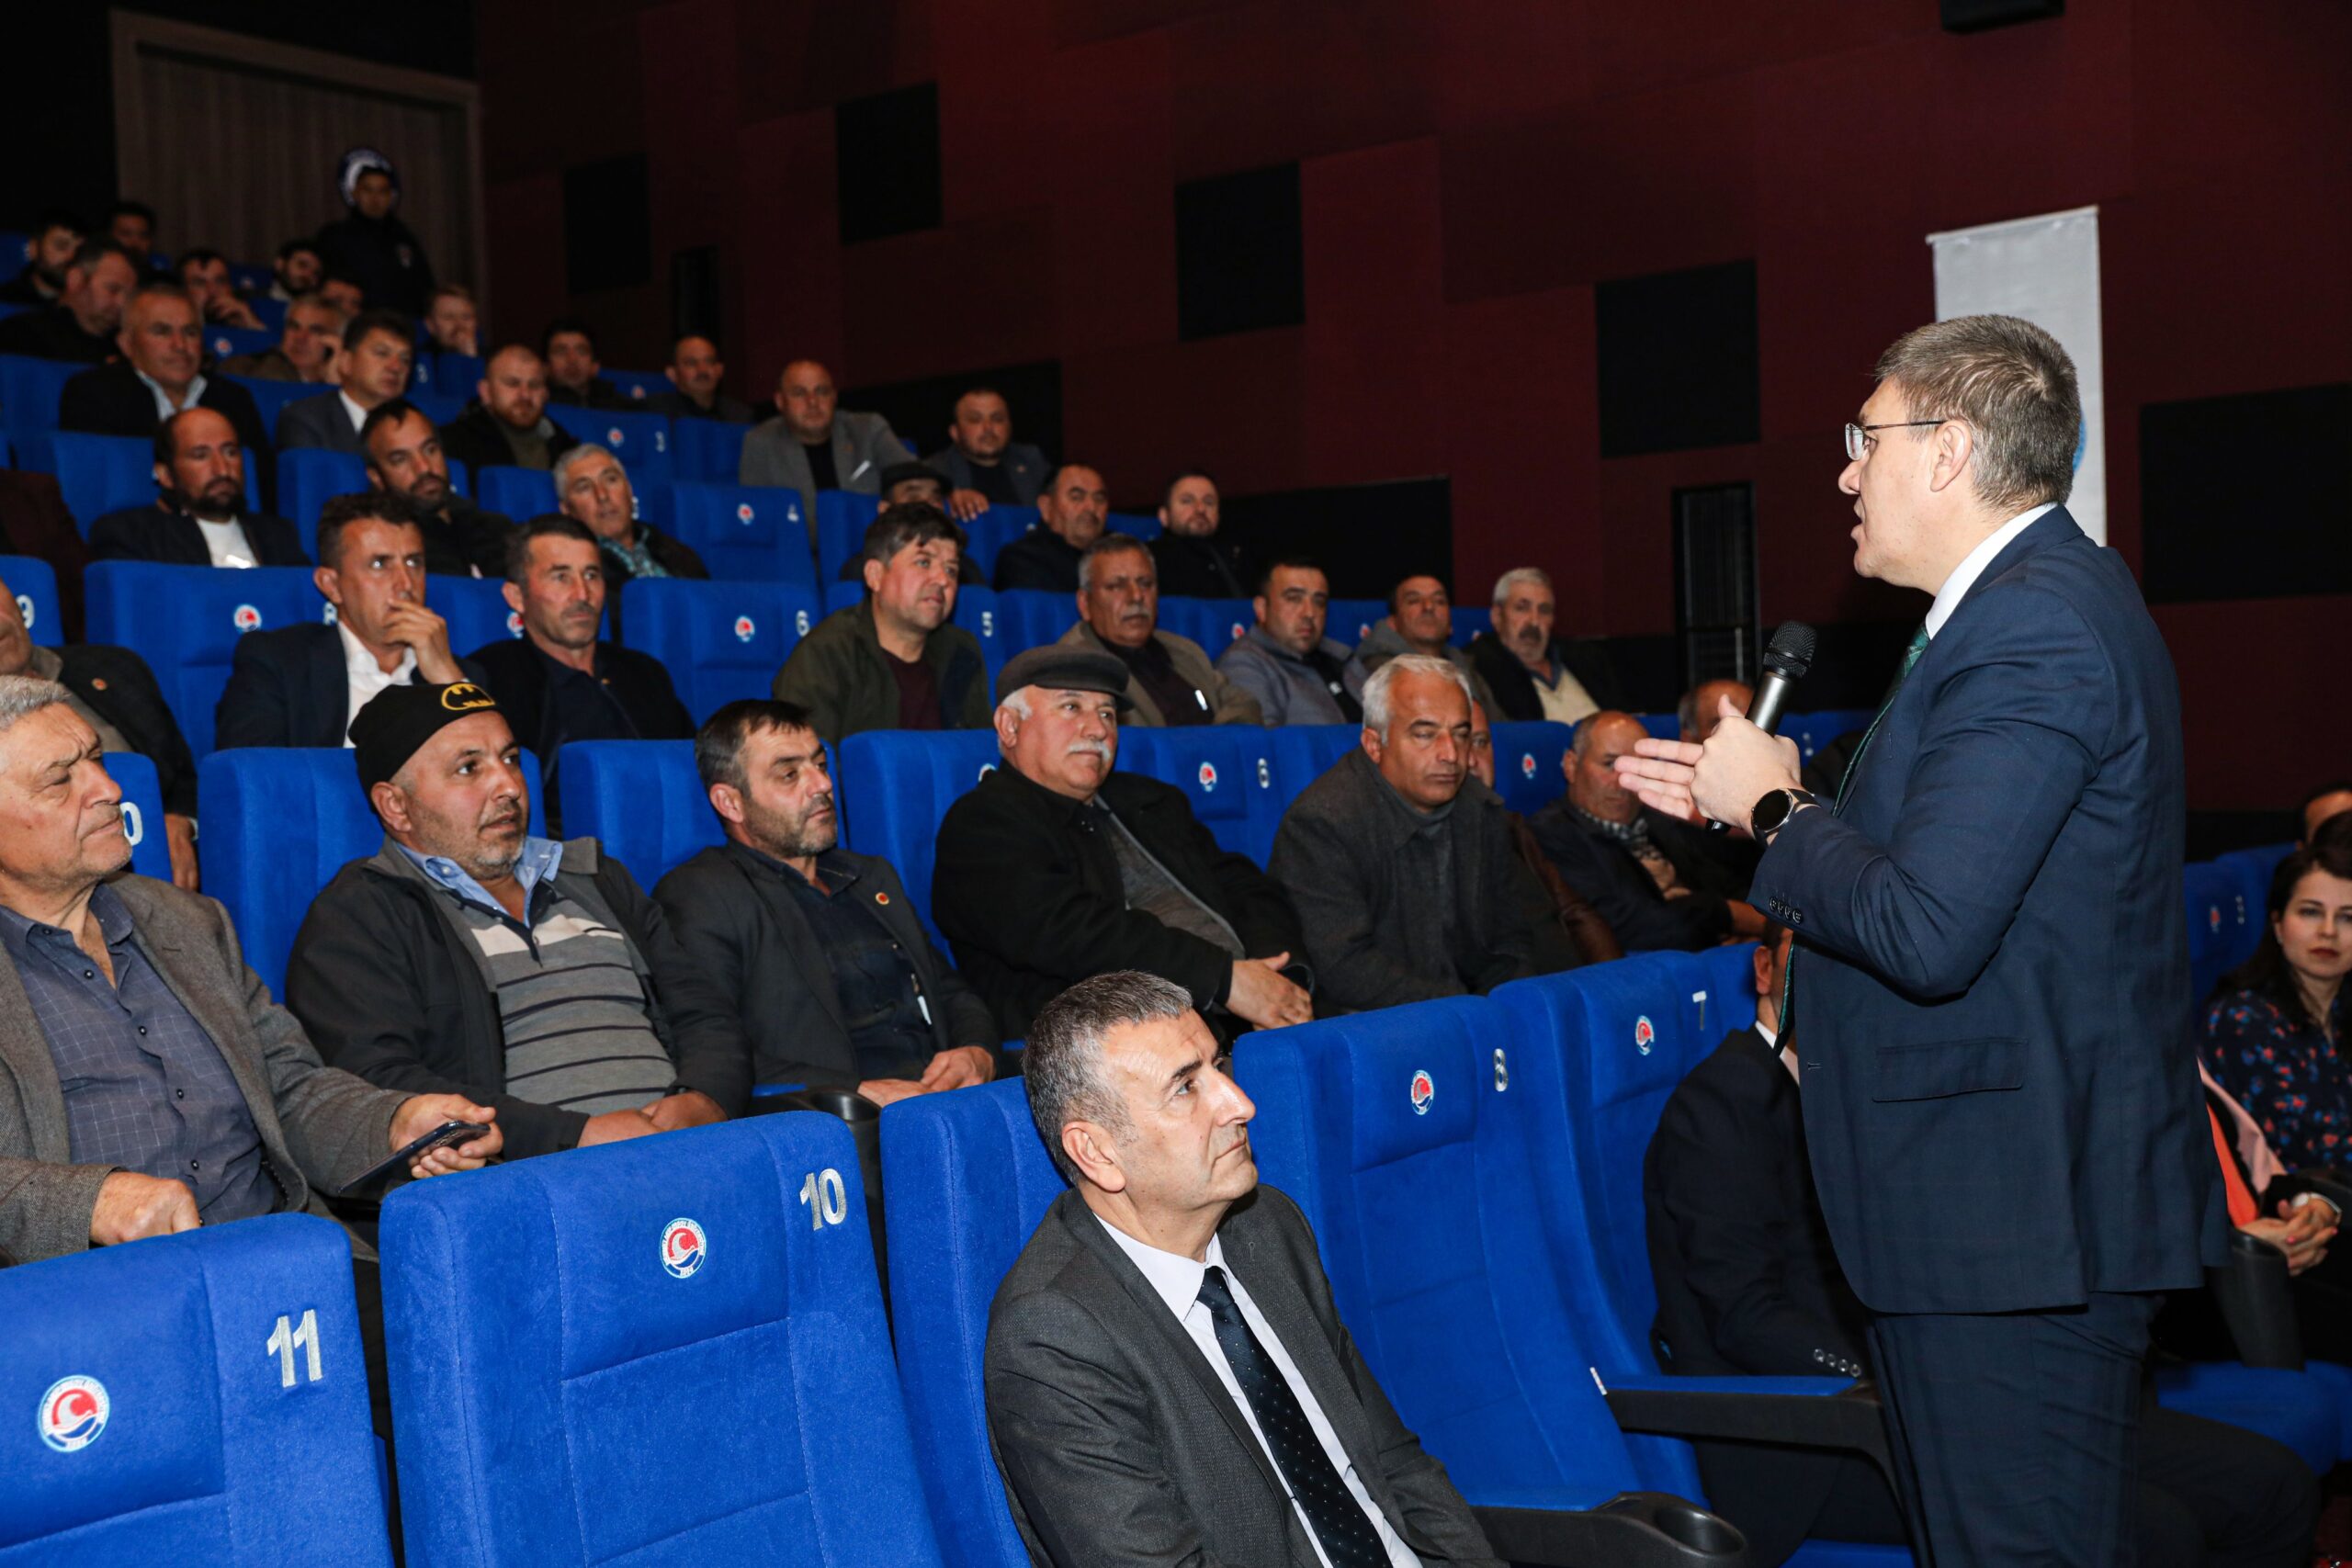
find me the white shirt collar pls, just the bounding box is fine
[339,389,371,432]
[137,369,207,419]
[1754,1018,1778,1048]
[1924,503,2056,638]
[338,617,415,688]
[1097,1212,1224,1319]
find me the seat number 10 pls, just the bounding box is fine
[798,1168,849,1230]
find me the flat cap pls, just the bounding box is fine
[997,647,1132,708]
[878,459,949,492]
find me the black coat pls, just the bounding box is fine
[88,504,309,568]
[990,527,1082,592]
[1151,532,1249,600]
[1645,1024,1868,1563]
[214,622,475,750]
[0,469,93,639]
[652,841,1001,1091]
[313,212,435,317]
[1468,632,1625,722]
[1267,748,1553,1014]
[0,305,115,364]
[1526,802,1737,953]
[57,364,274,510]
[52,644,199,817]
[933,765,1304,1038]
[286,838,750,1161]
[417,498,515,581]
[437,404,578,476]
[464,636,694,761]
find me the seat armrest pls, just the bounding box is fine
[1474,1492,1749,1568]
[1600,1369,1895,1487]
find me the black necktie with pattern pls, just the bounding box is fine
[1196,1265,1388,1567]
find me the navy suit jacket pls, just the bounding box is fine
[214,622,488,750]
[1750,507,2223,1315]
[273,391,364,454]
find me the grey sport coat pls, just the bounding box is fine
[737,408,908,521]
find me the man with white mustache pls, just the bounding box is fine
[285,680,749,1163]
[933,647,1309,1040]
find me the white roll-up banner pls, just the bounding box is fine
[1928,205,2107,546]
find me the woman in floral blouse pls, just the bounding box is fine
[2202,839,2352,1171]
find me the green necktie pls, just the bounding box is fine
[1781,623,1928,1037]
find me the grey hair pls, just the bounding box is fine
[550,442,617,495]
[1361,653,1472,741]
[1024,971,1192,1183]
[1873,313,2079,513]
[1077,533,1150,592]
[1491,567,1553,607]
[0,676,70,737]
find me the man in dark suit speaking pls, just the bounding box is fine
[1618,315,2222,1566]
[986,970,1501,1568]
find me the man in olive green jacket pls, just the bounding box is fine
[770,503,990,743]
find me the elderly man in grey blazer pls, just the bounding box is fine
[738,357,909,523]
[987,970,1502,1568]
[0,675,498,1268]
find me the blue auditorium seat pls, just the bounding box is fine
[822,579,863,617]
[884,1078,1074,1568]
[1450,606,1486,648]
[1103,509,1160,543]
[1487,719,1576,817]
[249,295,287,331]
[0,1215,390,1566]
[1693,941,1762,1042]
[474,465,556,522]
[1786,708,1874,762]
[221,374,318,445]
[2184,860,2257,1010]
[1636,713,1682,741]
[0,353,76,435]
[107,750,175,883]
[1266,723,1360,822]
[2151,1364,2341,1479]
[277,447,364,553]
[202,324,275,363]
[621,578,821,722]
[837,729,1003,943]
[406,351,482,397]
[814,490,882,581]
[600,367,671,404]
[2214,842,2294,922]
[952,584,1012,678]
[1235,996,1800,1552]
[406,390,466,429]
[1327,596,1389,646]
[1117,726,1283,864]
[382,1115,941,1568]
[671,418,749,484]
[961,504,1037,581]
[198,746,546,997]
[545,405,674,492]
[85,560,319,755]
[665,481,814,584]
[18,432,260,534]
[1154,595,1252,655]
[558,741,722,889]
[991,587,1079,661]
[434,573,524,657]
[0,552,62,645]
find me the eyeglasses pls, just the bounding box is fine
[1844,420,1947,461]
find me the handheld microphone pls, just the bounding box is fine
[1746,621,1818,737]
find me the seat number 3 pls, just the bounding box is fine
[797,1168,849,1230]
[266,1310,324,1388]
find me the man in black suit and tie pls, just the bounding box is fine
[213,492,470,749]
[986,970,1501,1568]
[57,281,271,485]
[87,410,307,569]
[275,309,415,455]
[1621,316,2224,1564]
[1645,928,2318,1568]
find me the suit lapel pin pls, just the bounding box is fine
[90,678,107,690]
[875,890,890,906]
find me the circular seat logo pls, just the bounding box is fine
[736,502,756,525]
[2207,907,2222,933]
[1409,1068,1434,1115]
[733,615,756,643]
[505,610,524,637]
[39,1375,108,1452]
[1519,752,1537,780]
[1197,761,1218,792]
[661,1217,707,1279]
[1634,1015,1656,1055]
[232,604,262,631]
[605,428,627,447]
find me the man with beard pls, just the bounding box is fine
[268,239,322,303]
[926,387,1050,519]
[0,239,138,365]
[313,150,435,317]
[551,444,706,643]
[285,680,746,1163]
[463,517,694,836]
[88,409,306,568]
[0,210,82,307]
[541,318,629,411]
[213,492,470,749]
[1468,567,1623,725]
[438,344,580,474]
[277,310,414,453]
[0,566,200,888]
[220,292,345,385]
[360,400,514,579]
[652,698,1001,1100]
[175,250,265,331]
[773,503,988,743]
[1149,470,1248,601]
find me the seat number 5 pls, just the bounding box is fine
[797,1168,849,1231]
[266,1309,324,1388]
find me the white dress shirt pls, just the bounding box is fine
[1924,502,2056,639]
[194,516,258,568]
[1098,1215,1421,1568]
[1755,1017,1798,1084]
[137,370,208,420]
[338,389,370,434]
[338,620,417,747]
